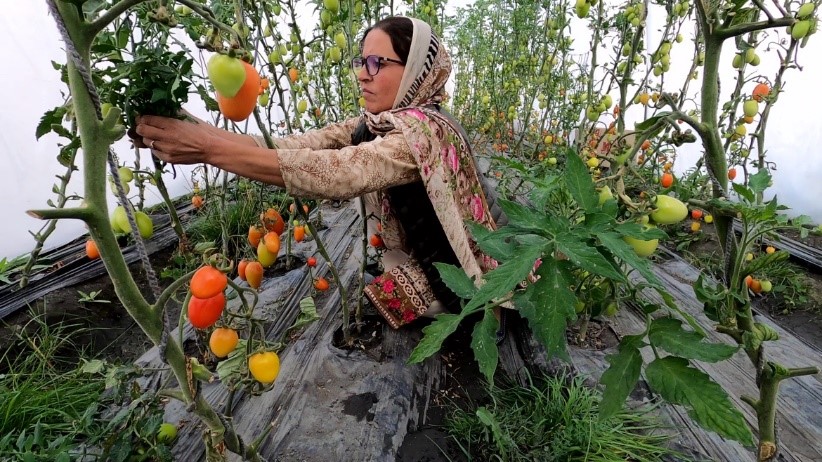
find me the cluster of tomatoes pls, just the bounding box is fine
[187,264,281,384]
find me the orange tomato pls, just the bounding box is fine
[263,231,281,255]
[245,261,264,289]
[765,246,775,254]
[260,77,269,90]
[750,279,762,294]
[744,275,754,288]
[691,209,703,220]
[248,225,263,248]
[289,202,309,216]
[288,67,299,83]
[209,327,239,358]
[306,256,317,267]
[238,259,249,281]
[192,195,204,209]
[217,61,260,122]
[752,82,770,102]
[641,139,651,151]
[728,168,737,180]
[293,225,305,242]
[260,208,285,235]
[369,234,384,248]
[313,277,330,291]
[660,172,674,188]
[190,266,228,299]
[85,239,100,259]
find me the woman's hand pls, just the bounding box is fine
[133,115,220,165]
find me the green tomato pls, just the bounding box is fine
[112,206,130,234]
[797,2,815,18]
[743,99,759,118]
[207,54,246,98]
[259,92,270,106]
[760,280,773,293]
[110,178,130,196]
[604,301,618,316]
[623,234,659,257]
[157,423,178,443]
[547,157,557,165]
[328,46,342,64]
[297,99,308,113]
[598,186,614,205]
[135,211,154,239]
[650,195,688,225]
[118,166,133,183]
[324,0,340,14]
[334,32,347,49]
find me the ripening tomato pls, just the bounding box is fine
[238,259,249,281]
[313,277,330,291]
[248,225,263,248]
[216,61,260,122]
[294,225,306,242]
[660,172,674,188]
[245,261,264,289]
[260,208,285,235]
[188,292,226,329]
[306,256,317,267]
[263,231,280,255]
[370,234,384,248]
[85,239,100,259]
[190,266,228,299]
[257,242,277,267]
[750,279,762,294]
[248,351,280,384]
[209,327,239,358]
[744,275,754,288]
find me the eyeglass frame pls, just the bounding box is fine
[351,55,404,76]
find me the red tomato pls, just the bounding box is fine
[238,260,249,281]
[188,292,226,329]
[190,266,228,299]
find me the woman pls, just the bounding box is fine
[135,16,504,329]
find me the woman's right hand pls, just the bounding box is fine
[133,115,221,165]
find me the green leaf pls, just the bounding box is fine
[435,263,478,299]
[463,244,544,313]
[598,232,662,287]
[599,343,643,419]
[514,260,576,360]
[564,154,598,212]
[555,232,625,281]
[36,107,67,140]
[466,221,517,261]
[471,309,500,385]
[216,339,248,381]
[285,297,320,336]
[732,183,754,203]
[497,199,550,232]
[749,169,771,194]
[615,222,667,240]
[80,359,106,374]
[408,314,463,364]
[646,357,754,446]
[649,318,738,362]
[741,250,789,277]
[634,112,669,131]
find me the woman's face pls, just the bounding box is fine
[358,29,405,113]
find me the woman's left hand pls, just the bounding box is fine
[133,115,220,165]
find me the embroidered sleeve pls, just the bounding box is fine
[276,130,421,200]
[249,117,361,150]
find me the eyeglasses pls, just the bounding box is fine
[351,55,404,76]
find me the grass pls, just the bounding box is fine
[0,314,105,459]
[445,374,675,462]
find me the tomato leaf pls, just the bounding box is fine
[514,260,576,361]
[555,232,625,281]
[732,183,755,203]
[465,221,517,261]
[471,309,500,385]
[216,339,248,382]
[564,154,599,212]
[598,232,662,287]
[633,112,669,130]
[646,357,754,446]
[748,169,771,194]
[285,297,320,337]
[649,318,738,362]
[435,263,479,299]
[408,314,463,364]
[599,338,644,420]
[36,107,67,140]
[497,199,551,232]
[463,244,544,313]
